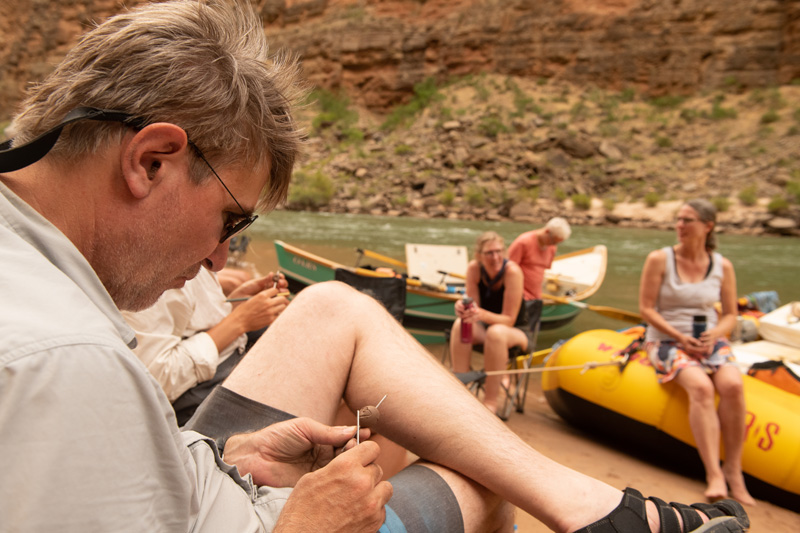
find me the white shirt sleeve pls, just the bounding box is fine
[122,270,244,401]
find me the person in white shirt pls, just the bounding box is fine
[123,267,289,424]
[0,1,749,532]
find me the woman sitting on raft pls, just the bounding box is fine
[450,231,529,418]
[639,199,755,505]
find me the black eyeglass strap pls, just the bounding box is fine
[0,107,146,173]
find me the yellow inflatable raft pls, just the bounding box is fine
[542,328,800,509]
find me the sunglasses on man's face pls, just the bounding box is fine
[0,106,258,243]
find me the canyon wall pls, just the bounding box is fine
[1,0,799,118]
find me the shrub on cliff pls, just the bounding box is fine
[288,170,335,209]
[381,77,443,131]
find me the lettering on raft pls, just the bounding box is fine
[744,411,780,451]
[292,257,318,272]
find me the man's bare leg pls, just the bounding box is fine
[223,282,693,532]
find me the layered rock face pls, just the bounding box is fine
[1,0,799,118]
[260,0,800,109]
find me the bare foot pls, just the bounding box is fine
[723,466,757,506]
[704,475,728,502]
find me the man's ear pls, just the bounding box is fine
[120,123,190,199]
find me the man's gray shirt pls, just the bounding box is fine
[0,182,272,531]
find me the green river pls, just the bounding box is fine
[244,210,800,350]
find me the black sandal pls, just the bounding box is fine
[572,487,750,532]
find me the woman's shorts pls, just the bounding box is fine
[645,338,735,383]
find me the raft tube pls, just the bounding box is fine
[542,329,800,509]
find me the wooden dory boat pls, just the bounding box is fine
[276,241,609,342]
[542,328,800,509]
[363,243,608,331]
[275,240,460,344]
[540,244,607,329]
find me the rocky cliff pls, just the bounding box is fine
[2,0,799,119]
[259,0,800,110]
[1,0,799,235]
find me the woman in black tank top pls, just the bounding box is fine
[449,231,529,417]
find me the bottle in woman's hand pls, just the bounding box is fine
[460,297,474,344]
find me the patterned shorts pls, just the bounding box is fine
[645,338,735,383]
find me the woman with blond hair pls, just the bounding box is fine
[450,231,529,418]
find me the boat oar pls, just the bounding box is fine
[542,294,642,324]
[438,269,466,280]
[356,248,408,270]
[351,265,448,292]
[481,358,626,376]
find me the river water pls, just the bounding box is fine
[244,210,800,350]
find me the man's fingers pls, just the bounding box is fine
[376,480,394,505]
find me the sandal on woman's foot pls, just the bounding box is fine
[571,487,750,532]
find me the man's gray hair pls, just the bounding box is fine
[9,0,305,211]
[545,217,571,241]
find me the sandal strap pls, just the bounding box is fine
[647,495,681,533]
[709,499,750,530]
[670,501,704,531]
[571,487,649,533]
[691,502,724,519]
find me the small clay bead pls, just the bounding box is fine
[358,405,380,429]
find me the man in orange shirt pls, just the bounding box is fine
[508,217,571,300]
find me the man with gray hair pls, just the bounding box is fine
[0,1,748,532]
[508,217,572,300]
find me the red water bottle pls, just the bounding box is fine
[460,297,474,344]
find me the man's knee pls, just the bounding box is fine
[291,280,362,309]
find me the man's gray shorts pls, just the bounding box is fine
[185,386,464,533]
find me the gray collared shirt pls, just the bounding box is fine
[0,181,268,532]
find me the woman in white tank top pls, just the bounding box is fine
[639,199,755,506]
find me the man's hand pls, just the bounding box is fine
[274,443,393,533]
[223,417,368,487]
[224,418,392,532]
[229,287,289,331]
[229,271,288,299]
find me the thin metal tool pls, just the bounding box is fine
[356,409,361,445]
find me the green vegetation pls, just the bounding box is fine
[787,180,800,203]
[465,185,485,206]
[708,95,737,120]
[644,191,660,207]
[310,88,360,142]
[571,193,591,210]
[553,188,567,201]
[648,94,684,109]
[381,77,444,131]
[767,195,789,214]
[711,196,730,212]
[760,109,780,124]
[655,135,672,148]
[288,170,335,208]
[439,187,455,207]
[517,187,539,203]
[738,185,758,206]
[478,114,509,138]
[394,144,413,155]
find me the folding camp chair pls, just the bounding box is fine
[334,268,406,323]
[444,299,544,420]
